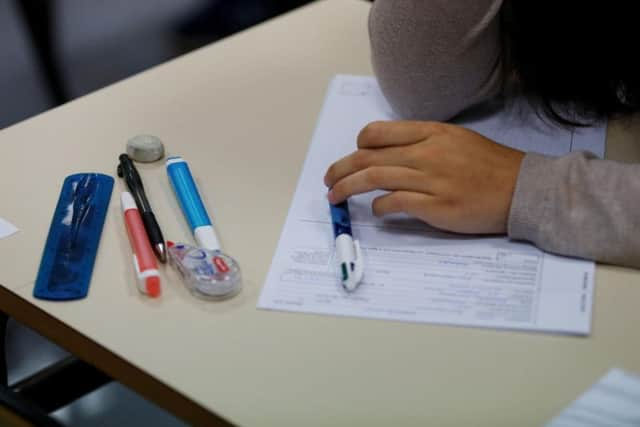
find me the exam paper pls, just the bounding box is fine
[258,75,604,334]
[546,369,640,426]
[0,217,18,239]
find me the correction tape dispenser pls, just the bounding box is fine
[167,241,241,299]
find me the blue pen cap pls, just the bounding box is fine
[330,201,352,237]
[166,156,212,229]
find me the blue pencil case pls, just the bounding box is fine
[33,173,114,301]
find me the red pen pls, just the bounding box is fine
[121,191,161,297]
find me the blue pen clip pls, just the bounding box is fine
[330,200,364,292]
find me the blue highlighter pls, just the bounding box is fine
[166,156,241,299]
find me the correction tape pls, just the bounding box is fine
[167,241,241,299]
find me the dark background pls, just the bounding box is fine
[0,0,312,129]
[1,2,311,425]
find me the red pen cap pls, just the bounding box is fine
[146,276,161,298]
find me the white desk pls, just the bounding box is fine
[1,1,640,425]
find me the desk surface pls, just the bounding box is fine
[1,1,640,426]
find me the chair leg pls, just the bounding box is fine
[1,311,8,387]
[1,312,111,412]
[0,386,65,427]
[15,0,69,105]
[11,356,112,412]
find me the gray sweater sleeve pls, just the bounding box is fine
[509,152,640,268]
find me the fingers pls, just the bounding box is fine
[371,191,434,219]
[357,120,447,149]
[325,121,449,187]
[324,145,419,187]
[328,166,430,204]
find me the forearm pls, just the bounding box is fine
[509,152,640,268]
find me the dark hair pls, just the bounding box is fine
[501,1,640,126]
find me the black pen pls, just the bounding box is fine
[117,153,167,263]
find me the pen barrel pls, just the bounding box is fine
[132,187,152,212]
[123,209,158,273]
[124,209,161,297]
[118,154,151,211]
[336,234,356,263]
[330,201,352,237]
[141,211,164,248]
[166,156,218,240]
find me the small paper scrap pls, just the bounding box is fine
[546,368,640,427]
[0,217,19,239]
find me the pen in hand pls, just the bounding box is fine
[117,153,167,263]
[330,199,364,292]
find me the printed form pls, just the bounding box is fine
[258,75,606,335]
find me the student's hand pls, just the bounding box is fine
[324,121,525,234]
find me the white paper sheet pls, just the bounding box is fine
[0,217,18,239]
[546,369,640,426]
[258,75,605,334]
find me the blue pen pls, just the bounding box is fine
[330,200,364,292]
[166,156,220,251]
[165,156,242,299]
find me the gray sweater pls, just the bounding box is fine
[369,0,640,268]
